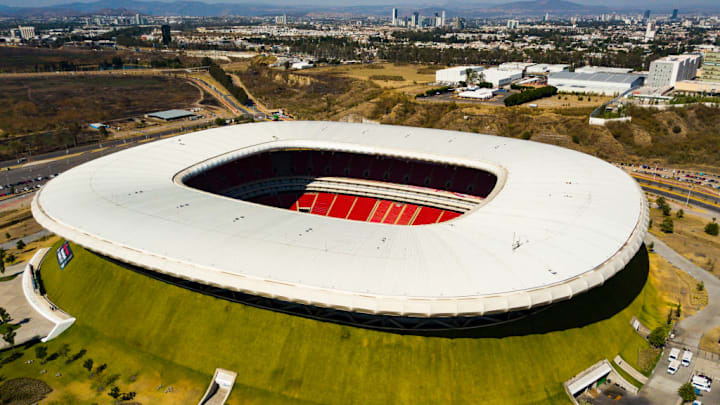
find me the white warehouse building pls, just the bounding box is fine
[481,68,523,87]
[435,66,484,84]
[548,72,645,96]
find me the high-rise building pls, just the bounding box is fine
[506,19,519,29]
[643,10,651,20]
[543,12,549,22]
[644,21,656,42]
[275,14,287,24]
[700,51,720,83]
[647,54,703,87]
[441,10,446,26]
[392,8,398,26]
[161,24,171,46]
[671,9,679,20]
[411,12,419,27]
[17,26,35,40]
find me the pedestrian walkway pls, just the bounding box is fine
[0,263,54,349]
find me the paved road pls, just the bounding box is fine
[0,263,55,349]
[0,230,51,251]
[639,233,720,404]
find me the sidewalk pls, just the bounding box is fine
[0,263,54,349]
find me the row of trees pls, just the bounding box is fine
[503,86,557,107]
[206,58,250,105]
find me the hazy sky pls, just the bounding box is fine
[0,0,717,9]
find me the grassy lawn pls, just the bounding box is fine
[3,240,669,404]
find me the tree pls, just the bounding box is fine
[678,382,697,402]
[706,219,719,236]
[96,363,107,374]
[662,204,672,216]
[35,345,47,360]
[214,117,226,126]
[83,358,94,372]
[109,386,121,399]
[676,209,684,218]
[660,217,674,233]
[3,328,16,349]
[16,239,25,250]
[0,248,5,274]
[648,241,655,252]
[648,326,668,347]
[57,343,71,359]
[0,307,10,324]
[698,281,705,292]
[656,196,667,209]
[5,253,16,264]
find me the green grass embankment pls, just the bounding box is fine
[38,241,663,404]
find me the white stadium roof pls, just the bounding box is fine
[32,121,648,318]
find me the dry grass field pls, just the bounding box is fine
[648,203,720,275]
[648,251,708,320]
[311,63,437,90]
[0,75,201,135]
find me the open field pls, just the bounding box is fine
[700,326,720,356]
[532,93,613,108]
[0,75,200,135]
[0,240,673,404]
[310,63,436,91]
[648,203,720,275]
[648,251,708,320]
[0,46,201,74]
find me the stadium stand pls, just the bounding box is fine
[186,149,491,225]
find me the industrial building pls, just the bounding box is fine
[498,62,536,74]
[526,64,570,76]
[548,71,644,96]
[435,66,484,84]
[146,109,196,121]
[457,88,498,100]
[700,51,720,83]
[647,54,703,88]
[481,68,523,87]
[574,66,634,74]
[674,80,720,95]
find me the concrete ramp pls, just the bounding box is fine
[198,368,237,405]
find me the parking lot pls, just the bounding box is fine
[420,88,520,106]
[579,384,652,405]
[642,345,720,404]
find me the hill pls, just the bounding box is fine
[28,240,663,404]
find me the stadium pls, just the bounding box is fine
[31,121,649,331]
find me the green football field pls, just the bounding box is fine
[30,240,663,404]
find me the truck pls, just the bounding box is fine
[668,360,680,375]
[692,375,711,392]
[669,347,680,362]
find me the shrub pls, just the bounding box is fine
[697,281,704,292]
[520,131,532,140]
[662,205,671,216]
[660,217,674,233]
[656,196,667,209]
[676,209,684,218]
[15,240,25,250]
[504,86,558,106]
[672,125,682,134]
[706,220,719,236]
[647,326,668,347]
[678,382,697,402]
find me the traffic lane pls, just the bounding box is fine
[0,120,211,169]
[641,186,720,215]
[634,176,720,204]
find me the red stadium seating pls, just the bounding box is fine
[382,203,404,224]
[327,194,355,218]
[395,204,419,225]
[348,197,376,221]
[369,200,392,223]
[412,206,445,225]
[311,193,335,216]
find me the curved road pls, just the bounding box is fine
[640,233,720,405]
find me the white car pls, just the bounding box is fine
[692,375,711,393]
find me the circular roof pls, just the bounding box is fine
[32,121,648,317]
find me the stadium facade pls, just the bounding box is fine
[32,122,648,329]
